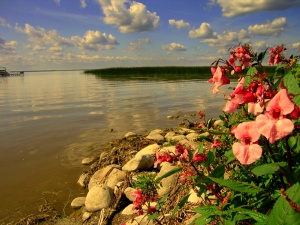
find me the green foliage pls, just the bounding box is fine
[133,173,159,194]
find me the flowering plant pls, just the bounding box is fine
[130,44,300,225]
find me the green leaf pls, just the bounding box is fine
[209,177,264,194]
[194,205,218,217]
[205,151,215,167]
[194,215,212,225]
[147,212,158,220]
[257,49,268,62]
[210,165,225,178]
[225,150,236,164]
[208,130,230,135]
[267,182,300,225]
[288,136,297,150]
[284,69,300,96]
[156,193,169,210]
[238,208,267,222]
[155,167,182,183]
[251,162,287,176]
[247,67,258,76]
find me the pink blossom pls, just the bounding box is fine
[255,89,295,143]
[248,102,264,116]
[223,78,256,113]
[232,121,262,164]
[208,67,230,94]
[154,151,175,168]
[211,139,221,148]
[131,189,145,214]
[268,45,286,65]
[175,143,190,161]
[192,152,207,163]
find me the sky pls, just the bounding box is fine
[1,0,300,71]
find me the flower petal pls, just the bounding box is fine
[233,142,262,165]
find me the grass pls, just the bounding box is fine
[84,66,277,80]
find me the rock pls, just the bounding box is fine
[179,139,199,150]
[124,215,154,225]
[85,184,113,212]
[165,131,176,140]
[214,119,225,128]
[124,187,137,201]
[82,157,98,165]
[171,135,186,142]
[159,146,176,154]
[71,197,86,209]
[121,204,136,215]
[125,132,137,138]
[149,129,164,135]
[166,115,174,119]
[146,133,165,143]
[77,173,88,187]
[122,154,154,172]
[156,163,179,197]
[88,164,120,190]
[186,133,199,141]
[180,128,195,134]
[135,143,160,158]
[188,189,202,204]
[99,152,108,161]
[82,212,92,222]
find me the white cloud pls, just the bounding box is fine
[0,17,11,28]
[248,17,287,36]
[162,42,187,51]
[189,23,216,38]
[202,29,250,53]
[169,19,190,29]
[126,38,151,53]
[0,37,18,54]
[291,42,300,49]
[54,0,61,6]
[15,24,119,51]
[98,0,159,33]
[209,0,300,17]
[80,0,87,8]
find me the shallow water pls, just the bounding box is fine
[0,71,228,222]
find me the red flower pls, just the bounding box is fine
[208,66,230,94]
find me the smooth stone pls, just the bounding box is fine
[186,133,199,141]
[71,197,86,209]
[122,154,154,172]
[135,143,160,158]
[166,115,174,119]
[77,173,88,187]
[124,187,137,201]
[164,131,176,140]
[188,189,202,204]
[85,184,113,212]
[149,129,164,134]
[156,163,179,197]
[125,215,154,225]
[82,212,92,222]
[82,157,98,165]
[121,204,137,215]
[171,135,186,142]
[125,132,137,138]
[146,133,165,143]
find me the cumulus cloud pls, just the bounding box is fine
[248,17,287,36]
[0,37,18,54]
[202,29,249,53]
[209,0,300,17]
[162,42,187,51]
[169,19,190,29]
[98,0,159,33]
[189,23,216,38]
[126,38,151,53]
[291,42,300,49]
[0,17,11,28]
[80,0,87,8]
[15,24,119,51]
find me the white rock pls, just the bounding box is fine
[121,204,137,215]
[156,163,179,197]
[122,154,154,172]
[82,157,97,165]
[186,133,199,141]
[85,184,113,212]
[77,173,88,187]
[88,164,120,190]
[82,212,92,222]
[179,139,198,150]
[125,215,154,225]
[171,135,186,142]
[188,189,202,204]
[135,143,160,158]
[159,146,176,154]
[124,187,138,201]
[165,131,176,140]
[146,133,165,143]
[149,129,164,135]
[71,197,86,209]
[214,119,225,128]
[125,132,137,138]
[180,128,196,134]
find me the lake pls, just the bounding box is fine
[0,71,227,223]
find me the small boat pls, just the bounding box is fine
[0,66,10,77]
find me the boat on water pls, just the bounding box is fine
[0,66,24,76]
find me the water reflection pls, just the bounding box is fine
[0,71,231,222]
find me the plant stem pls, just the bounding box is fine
[285,137,293,172]
[264,137,278,162]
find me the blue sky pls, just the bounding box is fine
[1,0,300,70]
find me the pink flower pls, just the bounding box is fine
[232,121,262,164]
[208,67,230,94]
[154,151,175,168]
[175,143,190,161]
[211,139,221,148]
[255,89,295,143]
[192,152,207,163]
[248,102,264,116]
[223,78,256,113]
[268,45,286,65]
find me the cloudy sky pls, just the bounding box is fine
[1,0,300,70]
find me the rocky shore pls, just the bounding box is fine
[16,117,220,225]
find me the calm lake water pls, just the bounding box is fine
[0,71,227,222]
